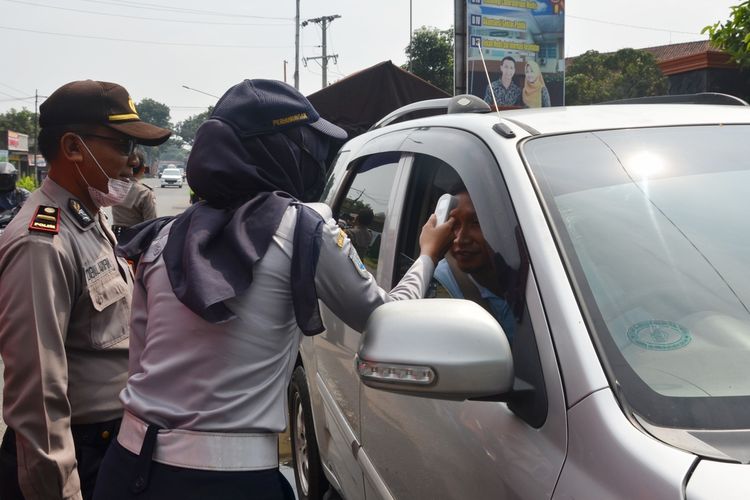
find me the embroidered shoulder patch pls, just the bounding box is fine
[68,199,94,227]
[28,205,60,234]
[336,228,347,248]
[348,246,370,279]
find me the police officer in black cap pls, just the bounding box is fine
[92,79,454,500]
[0,80,171,500]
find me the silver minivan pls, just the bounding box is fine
[289,95,750,500]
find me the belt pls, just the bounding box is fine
[117,411,279,471]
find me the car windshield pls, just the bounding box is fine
[524,124,750,430]
[163,169,181,175]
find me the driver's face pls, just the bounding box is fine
[449,192,491,274]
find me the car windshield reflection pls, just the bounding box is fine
[525,124,750,429]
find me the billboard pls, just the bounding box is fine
[5,130,29,152]
[466,0,565,108]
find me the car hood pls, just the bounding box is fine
[686,460,750,499]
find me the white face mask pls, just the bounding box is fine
[74,136,133,208]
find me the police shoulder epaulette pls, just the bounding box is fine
[28,205,60,234]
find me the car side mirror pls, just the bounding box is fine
[356,299,514,400]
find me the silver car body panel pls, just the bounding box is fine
[554,388,694,499]
[359,274,567,500]
[311,301,365,496]
[314,372,363,496]
[470,117,611,408]
[686,460,750,500]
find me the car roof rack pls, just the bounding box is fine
[370,94,491,130]
[602,92,749,106]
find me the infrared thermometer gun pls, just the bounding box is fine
[434,193,457,224]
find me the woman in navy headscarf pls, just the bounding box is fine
[93,79,454,500]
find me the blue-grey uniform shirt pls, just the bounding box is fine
[121,204,434,433]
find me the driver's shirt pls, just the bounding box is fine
[0,177,131,500]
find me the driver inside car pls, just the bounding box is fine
[432,184,517,340]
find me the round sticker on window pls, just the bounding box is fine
[627,320,691,351]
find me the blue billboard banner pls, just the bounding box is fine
[467,0,565,108]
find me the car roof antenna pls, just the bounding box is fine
[476,40,503,122]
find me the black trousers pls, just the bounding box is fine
[0,419,121,500]
[93,439,295,500]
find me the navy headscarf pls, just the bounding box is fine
[120,96,342,334]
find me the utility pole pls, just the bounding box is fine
[283,60,288,83]
[454,0,466,95]
[409,0,414,71]
[33,89,39,177]
[301,14,341,89]
[294,0,300,89]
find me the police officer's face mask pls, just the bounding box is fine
[73,136,133,208]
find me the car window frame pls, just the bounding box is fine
[383,125,551,427]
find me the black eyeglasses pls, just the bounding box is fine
[82,134,137,157]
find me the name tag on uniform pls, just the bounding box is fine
[28,205,60,234]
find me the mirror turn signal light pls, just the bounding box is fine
[356,356,435,386]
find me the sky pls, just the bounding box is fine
[0,0,742,124]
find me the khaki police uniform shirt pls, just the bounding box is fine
[111,180,156,228]
[0,178,132,500]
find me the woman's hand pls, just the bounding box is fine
[419,213,455,266]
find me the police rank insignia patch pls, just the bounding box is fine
[28,205,60,234]
[336,228,346,248]
[68,199,94,227]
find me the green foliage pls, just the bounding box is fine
[133,98,186,165]
[157,137,189,163]
[703,2,750,68]
[176,106,213,145]
[0,108,37,135]
[136,98,172,129]
[403,26,454,94]
[565,49,668,105]
[17,175,37,192]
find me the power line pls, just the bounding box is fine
[0,89,34,102]
[0,25,298,49]
[0,81,29,95]
[77,0,291,20]
[3,0,292,26]
[567,15,703,36]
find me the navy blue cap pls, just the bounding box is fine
[211,79,347,140]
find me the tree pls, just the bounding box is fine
[0,108,36,135]
[565,49,668,105]
[403,26,454,94]
[704,2,750,69]
[136,98,172,129]
[176,106,213,145]
[134,98,176,166]
[157,137,189,163]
